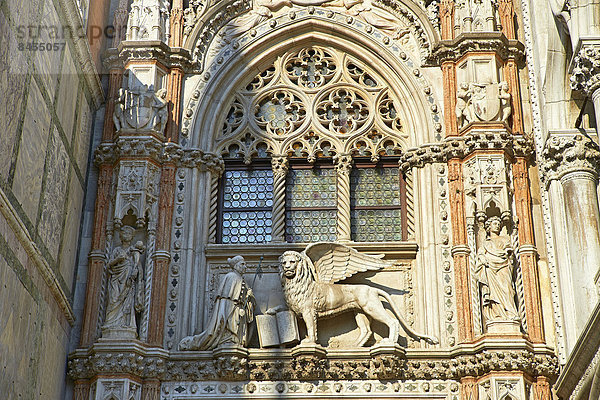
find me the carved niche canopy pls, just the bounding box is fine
[214,46,408,163]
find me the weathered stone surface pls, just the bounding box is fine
[12,81,51,222]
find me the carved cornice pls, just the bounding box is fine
[94,139,224,174]
[540,133,600,184]
[427,32,525,66]
[67,342,559,382]
[399,131,533,172]
[103,41,194,72]
[570,40,600,96]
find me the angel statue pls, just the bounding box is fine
[179,255,255,350]
[278,242,438,347]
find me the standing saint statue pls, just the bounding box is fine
[179,255,255,350]
[474,216,520,324]
[103,225,145,338]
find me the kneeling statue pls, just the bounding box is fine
[179,255,254,350]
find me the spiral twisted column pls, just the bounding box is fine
[208,168,223,243]
[271,156,289,242]
[335,154,353,242]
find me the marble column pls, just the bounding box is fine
[543,133,600,334]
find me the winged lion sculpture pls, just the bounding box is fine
[278,242,438,347]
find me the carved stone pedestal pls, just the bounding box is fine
[370,342,406,380]
[291,342,327,358]
[101,326,138,340]
[486,320,521,334]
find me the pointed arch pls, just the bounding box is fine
[183,17,443,151]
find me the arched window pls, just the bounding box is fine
[215,46,408,244]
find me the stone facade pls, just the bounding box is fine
[0,0,103,397]
[1,0,600,399]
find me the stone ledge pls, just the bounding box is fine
[68,338,558,382]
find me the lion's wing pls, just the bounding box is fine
[304,242,389,284]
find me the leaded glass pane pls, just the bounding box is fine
[221,169,274,244]
[350,167,402,242]
[350,167,400,207]
[351,209,403,242]
[286,168,336,208]
[285,210,337,243]
[222,211,273,243]
[223,170,274,209]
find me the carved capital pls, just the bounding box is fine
[570,41,600,96]
[94,140,224,173]
[334,154,353,175]
[271,155,289,178]
[541,133,600,183]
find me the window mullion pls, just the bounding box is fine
[271,155,288,242]
[335,154,353,242]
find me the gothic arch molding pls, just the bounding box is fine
[181,0,440,66]
[183,19,443,151]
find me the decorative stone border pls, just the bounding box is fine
[68,340,559,382]
[398,130,533,173]
[161,379,457,399]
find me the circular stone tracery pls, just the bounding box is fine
[217,46,407,159]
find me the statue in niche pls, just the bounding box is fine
[103,225,145,337]
[278,242,438,347]
[474,216,520,325]
[179,256,255,350]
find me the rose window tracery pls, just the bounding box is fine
[254,90,307,136]
[315,87,370,134]
[285,48,337,89]
[217,46,407,160]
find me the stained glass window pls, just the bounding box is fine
[220,168,274,244]
[285,168,337,242]
[350,166,404,241]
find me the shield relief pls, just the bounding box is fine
[472,83,501,122]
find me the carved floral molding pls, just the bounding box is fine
[570,42,600,96]
[541,133,600,183]
[399,131,533,172]
[68,343,559,382]
[93,138,224,173]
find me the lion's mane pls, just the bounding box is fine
[278,251,320,314]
